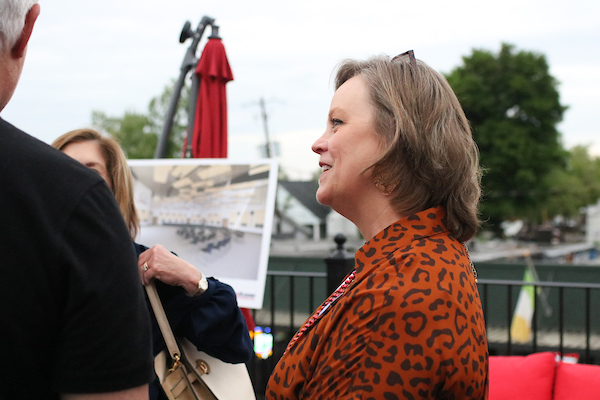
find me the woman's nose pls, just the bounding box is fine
[311,134,326,154]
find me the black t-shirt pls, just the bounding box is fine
[0,118,154,398]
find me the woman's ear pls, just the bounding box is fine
[11,4,40,59]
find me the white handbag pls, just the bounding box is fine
[145,283,256,400]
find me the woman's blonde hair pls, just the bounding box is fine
[335,54,481,242]
[52,129,139,239]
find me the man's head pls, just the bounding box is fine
[0,0,40,112]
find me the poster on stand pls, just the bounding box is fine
[128,158,278,309]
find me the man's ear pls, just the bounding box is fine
[11,3,40,59]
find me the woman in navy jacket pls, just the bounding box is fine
[53,129,253,400]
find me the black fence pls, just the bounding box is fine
[479,278,600,362]
[246,269,600,398]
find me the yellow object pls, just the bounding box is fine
[510,268,535,343]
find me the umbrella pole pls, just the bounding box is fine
[184,73,200,158]
[155,16,215,159]
[155,71,188,159]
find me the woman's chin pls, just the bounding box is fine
[315,189,331,207]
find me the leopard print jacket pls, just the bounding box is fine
[266,206,489,399]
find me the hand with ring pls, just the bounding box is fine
[137,244,202,295]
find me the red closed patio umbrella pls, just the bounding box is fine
[190,34,233,158]
[191,32,256,333]
[160,20,257,336]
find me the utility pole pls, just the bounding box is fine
[257,97,281,233]
[259,97,272,158]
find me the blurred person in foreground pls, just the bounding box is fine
[0,1,154,399]
[266,51,489,399]
[52,129,254,400]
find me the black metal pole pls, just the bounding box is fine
[559,287,564,358]
[184,73,200,158]
[325,234,355,295]
[507,285,512,355]
[532,286,538,353]
[585,288,591,363]
[155,16,214,159]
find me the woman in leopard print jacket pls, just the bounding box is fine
[266,51,488,400]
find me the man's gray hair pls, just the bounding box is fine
[0,0,39,52]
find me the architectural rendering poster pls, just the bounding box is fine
[128,158,279,309]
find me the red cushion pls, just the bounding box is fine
[554,361,600,400]
[489,352,556,400]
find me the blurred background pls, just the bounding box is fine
[4,0,599,241]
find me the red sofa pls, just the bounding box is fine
[489,352,600,400]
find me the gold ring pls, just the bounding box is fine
[143,262,149,271]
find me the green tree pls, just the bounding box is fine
[543,146,600,218]
[446,43,568,232]
[92,80,189,159]
[92,110,156,159]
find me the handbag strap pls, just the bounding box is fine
[145,282,181,361]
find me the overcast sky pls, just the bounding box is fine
[2,0,599,179]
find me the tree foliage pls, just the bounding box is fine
[92,80,190,159]
[543,146,600,218]
[446,43,568,231]
[91,110,156,159]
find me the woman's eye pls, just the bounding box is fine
[331,118,343,127]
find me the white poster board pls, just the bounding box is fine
[128,158,278,309]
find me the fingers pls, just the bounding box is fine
[137,245,176,286]
[138,260,150,285]
[137,244,199,289]
[138,249,154,285]
[142,261,150,285]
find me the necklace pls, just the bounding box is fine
[464,242,478,283]
[284,270,357,354]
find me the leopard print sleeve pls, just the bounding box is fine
[266,207,489,400]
